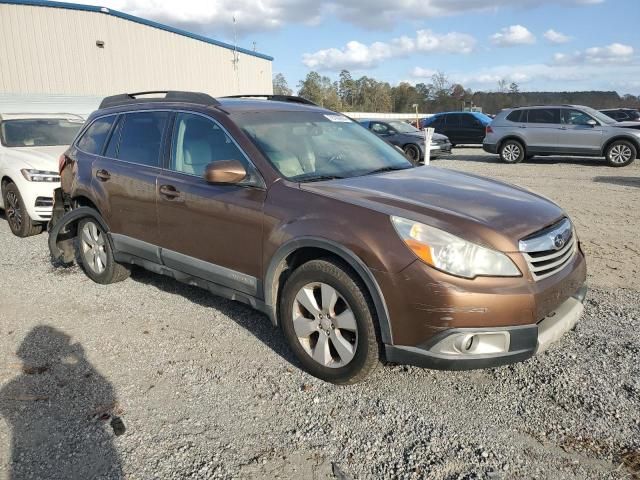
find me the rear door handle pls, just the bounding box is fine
[159,184,182,200]
[559,126,567,130]
[518,125,527,129]
[96,169,111,181]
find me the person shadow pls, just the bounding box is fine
[0,326,124,479]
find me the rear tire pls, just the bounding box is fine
[3,182,42,237]
[75,218,130,284]
[499,140,525,164]
[279,259,380,384]
[605,140,636,167]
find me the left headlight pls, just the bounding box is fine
[20,169,60,182]
[391,216,521,279]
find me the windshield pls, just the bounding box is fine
[233,111,413,181]
[0,119,83,147]
[582,107,617,125]
[388,121,420,133]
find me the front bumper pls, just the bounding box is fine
[12,178,59,222]
[429,142,452,158]
[385,285,587,370]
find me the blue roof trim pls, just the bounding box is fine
[0,0,274,61]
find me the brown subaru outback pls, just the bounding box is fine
[49,91,587,384]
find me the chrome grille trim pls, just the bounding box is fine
[520,218,577,281]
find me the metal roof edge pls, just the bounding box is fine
[0,0,274,61]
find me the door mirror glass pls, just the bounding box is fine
[203,160,247,184]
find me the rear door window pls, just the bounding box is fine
[76,116,116,155]
[115,112,169,167]
[447,114,462,127]
[527,109,560,124]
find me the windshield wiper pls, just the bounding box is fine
[361,165,412,176]
[294,174,346,183]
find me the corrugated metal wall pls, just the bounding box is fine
[0,3,273,96]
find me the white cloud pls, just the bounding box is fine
[80,0,604,35]
[544,29,571,44]
[554,43,634,64]
[491,25,536,46]
[411,67,438,78]
[302,30,476,70]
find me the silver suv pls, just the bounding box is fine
[483,105,640,167]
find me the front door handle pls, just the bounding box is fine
[96,169,111,181]
[518,125,527,129]
[559,126,567,130]
[159,184,182,200]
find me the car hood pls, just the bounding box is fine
[301,166,565,252]
[2,145,66,170]
[613,121,640,131]
[402,132,449,143]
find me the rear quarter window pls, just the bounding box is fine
[506,110,523,122]
[76,116,116,155]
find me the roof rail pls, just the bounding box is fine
[221,95,317,106]
[99,91,220,109]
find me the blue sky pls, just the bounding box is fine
[84,0,639,94]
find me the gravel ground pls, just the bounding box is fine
[1,149,639,480]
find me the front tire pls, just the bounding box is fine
[3,182,42,237]
[403,144,421,164]
[499,140,525,164]
[605,140,636,167]
[75,218,130,284]
[279,259,380,384]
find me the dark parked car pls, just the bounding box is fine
[420,112,492,146]
[358,119,451,162]
[600,108,640,122]
[49,91,587,384]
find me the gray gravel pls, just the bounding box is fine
[1,149,639,479]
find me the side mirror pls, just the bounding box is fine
[586,119,598,127]
[203,160,246,184]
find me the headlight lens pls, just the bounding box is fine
[20,169,60,182]
[391,216,521,279]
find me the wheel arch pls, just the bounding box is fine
[48,206,113,264]
[497,135,527,153]
[602,135,640,156]
[264,237,393,345]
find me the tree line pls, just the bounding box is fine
[272,70,640,115]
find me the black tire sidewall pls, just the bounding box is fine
[280,261,378,384]
[3,183,39,237]
[606,140,636,167]
[74,218,118,284]
[403,144,421,164]
[500,140,525,164]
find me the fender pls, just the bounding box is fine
[264,237,394,345]
[48,207,112,263]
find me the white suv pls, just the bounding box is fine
[0,113,83,236]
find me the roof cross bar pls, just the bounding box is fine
[99,91,220,109]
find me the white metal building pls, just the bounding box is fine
[0,0,274,97]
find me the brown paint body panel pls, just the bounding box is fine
[62,99,588,355]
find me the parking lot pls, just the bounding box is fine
[1,148,639,479]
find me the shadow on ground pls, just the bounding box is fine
[129,268,298,368]
[0,326,124,479]
[593,176,640,188]
[448,152,609,167]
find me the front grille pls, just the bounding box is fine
[519,218,576,281]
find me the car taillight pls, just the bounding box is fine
[486,125,494,134]
[58,154,66,174]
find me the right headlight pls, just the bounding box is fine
[391,216,521,279]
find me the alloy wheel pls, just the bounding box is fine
[5,191,22,231]
[404,145,419,162]
[609,144,632,164]
[292,282,358,368]
[80,222,107,274]
[503,144,520,162]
